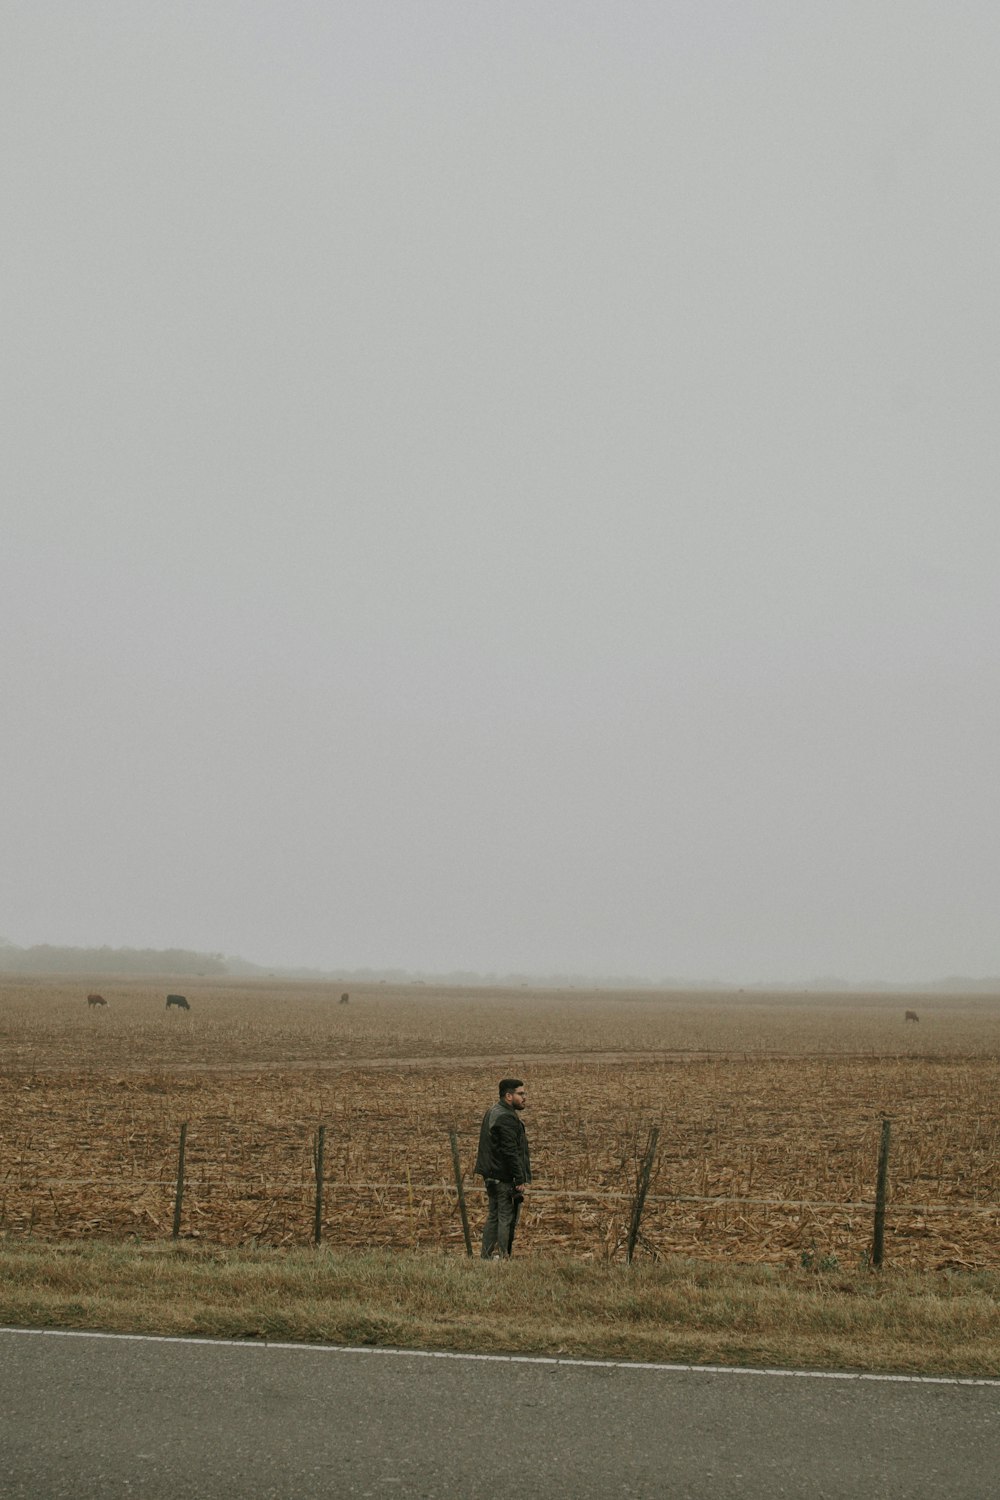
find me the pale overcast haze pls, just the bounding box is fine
[3,2,999,985]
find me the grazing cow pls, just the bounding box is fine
[166,994,190,1011]
[87,993,108,1008]
[905,1009,919,1022]
[340,991,350,1004]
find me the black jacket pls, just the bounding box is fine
[475,1100,531,1185]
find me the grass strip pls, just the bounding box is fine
[0,1240,996,1378]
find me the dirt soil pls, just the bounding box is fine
[1,976,998,1267]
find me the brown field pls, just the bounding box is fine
[1,976,998,1269]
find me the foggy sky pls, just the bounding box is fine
[3,2,999,984]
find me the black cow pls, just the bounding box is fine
[166,994,190,1011]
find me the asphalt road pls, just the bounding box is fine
[2,1329,997,1499]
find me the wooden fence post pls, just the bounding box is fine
[172,1122,188,1241]
[872,1117,891,1268]
[313,1125,326,1246]
[626,1124,660,1264]
[449,1129,473,1257]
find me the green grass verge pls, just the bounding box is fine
[0,1240,997,1378]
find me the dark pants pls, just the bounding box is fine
[481,1180,522,1259]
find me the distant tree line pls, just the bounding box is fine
[0,943,227,976]
[1,937,995,991]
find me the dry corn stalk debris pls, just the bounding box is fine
[1,979,998,1265]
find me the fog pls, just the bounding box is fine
[3,3,999,984]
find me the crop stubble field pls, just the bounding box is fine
[1,977,998,1269]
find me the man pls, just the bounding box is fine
[475,1077,531,1259]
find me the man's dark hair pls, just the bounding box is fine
[498,1077,524,1098]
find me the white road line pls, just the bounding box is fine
[2,1326,998,1387]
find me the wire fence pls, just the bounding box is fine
[2,1117,998,1268]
